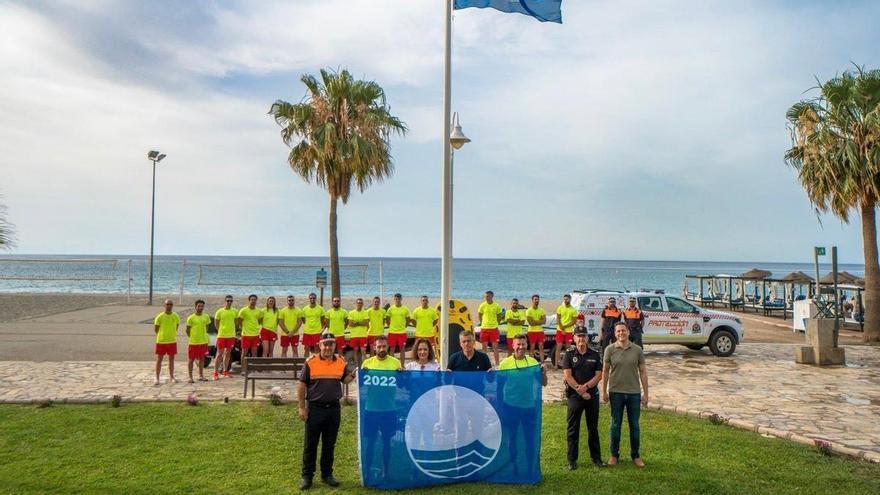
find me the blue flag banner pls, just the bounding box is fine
[454,0,563,24]
[357,368,543,489]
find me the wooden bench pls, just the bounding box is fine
[242,357,306,398]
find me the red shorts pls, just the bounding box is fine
[528,332,545,345]
[155,343,177,356]
[367,335,379,348]
[555,332,573,345]
[349,337,368,350]
[216,337,235,350]
[241,335,260,349]
[280,334,299,348]
[335,336,347,349]
[479,328,500,344]
[188,343,208,360]
[260,328,278,342]
[388,333,407,348]
[302,333,321,348]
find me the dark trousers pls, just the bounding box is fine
[630,332,643,348]
[567,394,601,462]
[609,392,641,459]
[505,405,538,474]
[600,331,615,355]
[302,403,341,478]
[364,410,397,476]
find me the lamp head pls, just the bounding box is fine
[148,150,166,162]
[449,113,470,150]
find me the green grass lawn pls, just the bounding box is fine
[0,402,878,495]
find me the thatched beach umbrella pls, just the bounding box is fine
[740,268,772,279]
[781,271,814,284]
[819,271,861,285]
[782,271,814,300]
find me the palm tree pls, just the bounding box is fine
[0,196,15,249]
[785,66,880,342]
[269,69,406,298]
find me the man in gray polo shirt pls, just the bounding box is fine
[601,322,648,468]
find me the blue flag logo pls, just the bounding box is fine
[358,368,543,489]
[454,0,563,24]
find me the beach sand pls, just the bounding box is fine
[0,292,867,361]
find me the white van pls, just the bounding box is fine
[548,289,744,357]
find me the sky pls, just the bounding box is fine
[0,0,878,263]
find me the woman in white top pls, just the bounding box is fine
[405,338,440,371]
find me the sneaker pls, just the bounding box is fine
[212,372,220,381]
[321,475,340,487]
[223,371,231,378]
[592,459,607,468]
[567,461,577,471]
[198,377,208,382]
[299,477,313,490]
[633,458,646,468]
[608,456,618,466]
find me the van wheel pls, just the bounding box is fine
[684,344,704,350]
[709,330,736,357]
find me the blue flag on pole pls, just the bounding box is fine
[454,0,563,23]
[357,368,543,489]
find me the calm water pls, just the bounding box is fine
[0,255,864,300]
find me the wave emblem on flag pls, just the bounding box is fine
[405,385,501,479]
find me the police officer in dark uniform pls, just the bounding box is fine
[600,298,622,353]
[623,297,645,348]
[297,332,356,490]
[561,326,604,470]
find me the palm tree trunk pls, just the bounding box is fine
[328,193,341,300]
[860,202,880,342]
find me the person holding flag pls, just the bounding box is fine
[498,333,548,478]
[360,335,403,482]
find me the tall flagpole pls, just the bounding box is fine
[439,0,453,369]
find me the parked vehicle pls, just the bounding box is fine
[544,289,744,356]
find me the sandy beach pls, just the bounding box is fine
[0,292,868,362]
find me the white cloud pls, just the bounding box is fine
[0,0,876,262]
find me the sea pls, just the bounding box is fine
[0,255,865,300]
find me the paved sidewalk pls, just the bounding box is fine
[0,344,878,461]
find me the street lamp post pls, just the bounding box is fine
[439,112,470,369]
[147,150,166,306]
